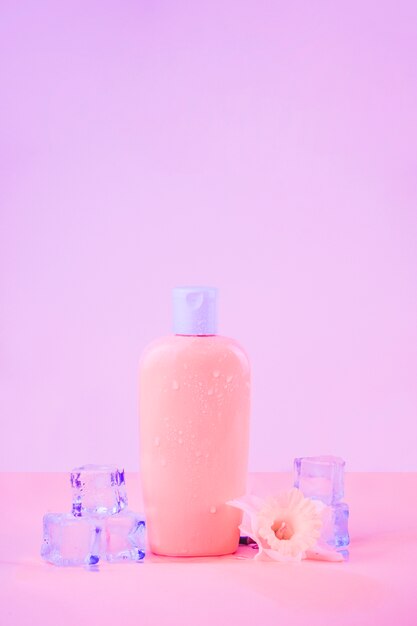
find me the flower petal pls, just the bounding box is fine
[253,549,269,561]
[262,548,303,563]
[288,488,304,508]
[239,525,254,538]
[242,494,265,510]
[238,525,260,546]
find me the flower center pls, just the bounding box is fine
[272,519,294,540]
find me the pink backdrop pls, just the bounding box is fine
[1,1,416,471]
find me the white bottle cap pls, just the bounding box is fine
[173,286,218,336]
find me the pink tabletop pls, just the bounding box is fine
[1,472,416,625]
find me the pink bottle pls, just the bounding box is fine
[139,287,250,556]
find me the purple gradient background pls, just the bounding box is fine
[1,1,416,471]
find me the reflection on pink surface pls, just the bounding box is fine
[1,472,416,625]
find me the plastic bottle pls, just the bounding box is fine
[139,286,250,556]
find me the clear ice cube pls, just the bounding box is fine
[294,455,345,505]
[70,464,128,517]
[321,502,350,548]
[41,513,102,566]
[104,510,146,562]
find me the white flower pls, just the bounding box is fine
[229,488,343,563]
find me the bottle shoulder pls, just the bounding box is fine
[140,335,250,372]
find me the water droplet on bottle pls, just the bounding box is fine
[154,436,160,446]
[210,506,217,514]
[179,430,183,435]
[172,380,179,390]
[226,375,233,383]
[195,451,201,457]
[161,458,167,467]
[178,438,183,444]
[207,389,214,395]
[213,370,220,378]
